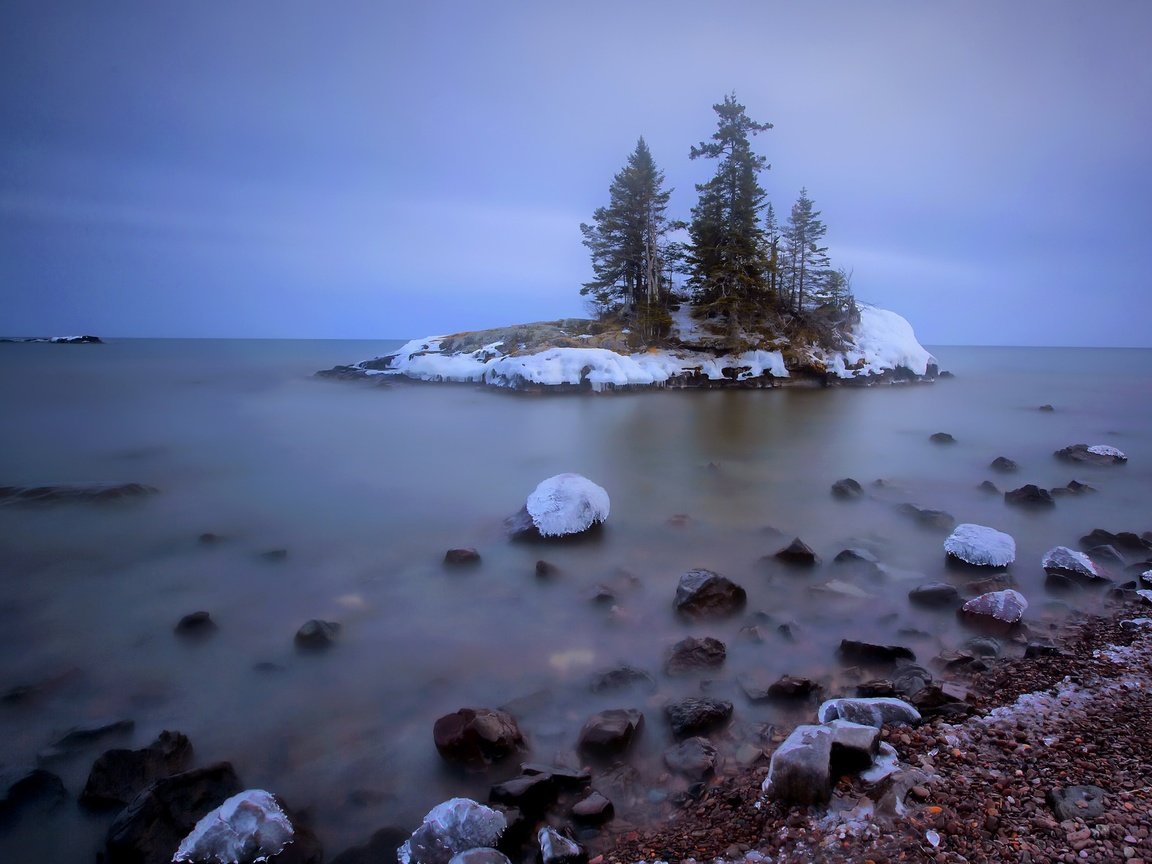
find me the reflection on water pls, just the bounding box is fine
[1,340,1150,861]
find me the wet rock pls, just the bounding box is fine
[978,480,1000,494]
[763,674,819,701]
[673,569,747,619]
[171,788,319,864]
[827,718,881,775]
[962,635,1002,657]
[1082,528,1152,552]
[1039,403,1054,411]
[488,774,559,817]
[761,724,833,805]
[910,683,971,717]
[570,791,613,825]
[830,478,863,499]
[990,456,1018,473]
[891,665,933,698]
[588,666,655,694]
[774,537,819,566]
[1042,546,1107,584]
[537,826,586,864]
[81,730,194,809]
[294,620,340,651]
[1047,784,1108,821]
[259,549,288,562]
[175,611,217,637]
[663,737,719,780]
[838,639,916,665]
[0,482,159,505]
[908,582,960,607]
[897,503,956,531]
[506,474,609,540]
[834,547,879,566]
[664,636,726,676]
[518,763,590,790]
[577,709,643,758]
[944,523,1016,567]
[929,432,955,444]
[1065,479,1095,494]
[1054,443,1127,465]
[534,560,557,578]
[398,798,507,864]
[38,718,135,764]
[434,709,525,768]
[817,697,921,727]
[1025,642,1063,658]
[664,697,733,739]
[106,762,243,864]
[0,767,67,818]
[856,679,897,698]
[960,589,1028,628]
[1004,484,1055,508]
[1087,544,1125,565]
[444,548,482,567]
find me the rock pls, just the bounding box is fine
[817,697,921,728]
[1086,544,1125,565]
[838,639,916,664]
[834,547,879,565]
[518,763,590,790]
[537,826,586,864]
[960,589,1028,627]
[0,767,67,817]
[570,791,613,825]
[663,737,719,780]
[398,798,507,864]
[908,582,960,607]
[944,523,1016,567]
[673,569,747,619]
[990,456,1018,473]
[506,474,609,540]
[1025,642,1062,658]
[534,560,557,578]
[0,482,159,505]
[449,849,511,864]
[761,724,833,805]
[929,432,955,444]
[488,774,559,817]
[106,762,243,864]
[1039,403,1054,411]
[664,636,726,676]
[891,665,933,698]
[962,635,1002,657]
[855,679,897,698]
[1082,528,1152,552]
[434,708,525,768]
[588,666,655,694]
[664,698,733,739]
[294,620,340,651]
[827,718,881,775]
[1042,546,1107,584]
[760,674,819,701]
[175,612,217,637]
[910,683,971,717]
[171,789,315,864]
[577,709,643,758]
[1004,484,1055,508]
[831,478,863,499]
[774,537,819,565]
[444,548,482,567]
[978,480,1000,494]
[1054,443,1128,465]
[897,503,956,531]
[81,731,194,809]
[38,718,135,763]
[259,549,288,562]
[1047,785,1108,821]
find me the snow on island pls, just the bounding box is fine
[318,305,937,393]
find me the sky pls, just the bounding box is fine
[2,1,1151,346]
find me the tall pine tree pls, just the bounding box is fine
[781,187,829,313]
[686,94,773,305]
[579,137,672,318]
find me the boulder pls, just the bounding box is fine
[537,826,586,864]
[673,569,747,619]
[1047,785,1108,821]
[1039,404,1055,412]
[774,538,819,566]
[488,774,559,817]
[1042,546,1107,584]
[891,665,933,698]
[39,718,135,763]
[171,789,319,864]
[834,547,879,566]
[960,589,1028,628]
[664,636,726,676]
[989,456,1018,473]
[817,697,921,728]
[662,737,719,780]
[517,763,591,791]
[1082,528,1152,552]
[761,725,833,805]
[294,620,340,651]
[0,767,67,817]
[1004,484,1055,508]
[444,549,482,567]
[175,612,217,638]
[944,523,1016,567]
[0,482,158,505]
[106,762,243,864]
[929,432,955,444]
[977,480,1000,495]
[577,709,643,758]
[588,666,655,694]
[433,709,525,768]
[1054,444,1127,465]
[81,730,194,809]
[398,798,507,864]
[506,474,609,539]
[827,719,881,775]
[830,478,863,499]
[897,503,956,531]
[907,582,960,607]
[534,560,557,578]
[1086,544,1125,566]
[737,673,819,702]
[838,639,915,665]
[570,791,614,825]
[664,698,732,739]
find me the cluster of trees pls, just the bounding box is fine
[579,94,855,341]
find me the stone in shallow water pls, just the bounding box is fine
[761,724,833,805]
[577,709,643,758]
[398,798,507,864]
[294,620,340,651]
[960,589,1028,625]
[944,523,1016,567]
[1004,484,1055,508]
[817,697,921,728]
[172,789,295,864]
[989,456,1018,472]
[838,639,916,665]
[664,636,725,675]
[774,537,819,565]
[1042,546,1105,583]
[81,730,193,809]
[907,582,960,607]
[929,432,955,444]
[662,737,719,780]
[673,569,746,619]
[1054,443,1127,465]
[664,698,733,739]
[434,709,524,768]
[830,478,863,499]
[512,474,610,539]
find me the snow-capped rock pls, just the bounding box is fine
[509,473,609,539]
[944,523,1016,567]
[817,697,922,728]
[961,589,1028,625]
[398,798,507,864]
[1042,546,1105,583]
[1054,443,1128,465]
[172,789,294,864]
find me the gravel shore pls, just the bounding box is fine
[589,602,1152,864]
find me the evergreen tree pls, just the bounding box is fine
[686,94,773,304]
[579,137,672,318]
[763,202,781,303]
[781,187,829,313]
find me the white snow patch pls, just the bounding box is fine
[829,305,935,378]
[817,697,921,728]
[944,523,1016,567]
[173,789,293,864]
[1087,444,1126,459]
[525,473,609,537]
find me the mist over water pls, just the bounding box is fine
[1,340,1150,861]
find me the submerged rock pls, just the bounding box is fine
[673,569,746,619]
[907,582,960,607]
[433,709,524,768]
[664,636,726,675]
[929,432,955,444]
[175,612,218,638]
[664,697,733,739]
[830,478,863,499]
[398,798,507,864]
[577,709,643,758]
[1004,484,1055,508]
[0,767,67,817]
[294,620,340,651]
[944,523,1016,567]
[588,666,655,694]
[81,730,193,809]
[989,456,1018,473]
[663,737,719,780]
[897,503,956,531]
[39,719,135,763]
[507,474,609,539]
[774,537,819,566]
[838,639,916,665]
[443,548,482,567]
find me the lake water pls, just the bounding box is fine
[1,339,1150,862]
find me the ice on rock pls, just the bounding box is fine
[944,523,1016,567]
[817,697,921,728]
[398,798,507,864]
[526,474,610,537]
[961,589,1028,624]
[1042,546,1102,581]
[172,789,294,863]
[1086,444,1126,459]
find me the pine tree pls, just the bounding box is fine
[781,187,829,313]
[686,94,773,305]
[763,202,781,303]
[579,137,672,319]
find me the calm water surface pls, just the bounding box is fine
[1,340,1150,861]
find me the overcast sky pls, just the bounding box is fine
[2,1,1150,345]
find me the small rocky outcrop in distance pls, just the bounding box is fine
[444,548,482,567]
[433,709,525,768]
[174,612,217,638]
[929,432,955,444]
[294,620,340,651]
[1054,443,1127,465]
[672,569,746,619]
[0,482,158,505]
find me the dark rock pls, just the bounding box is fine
[663,737,719,780]
[1047,784,1107,821]
[827,718,881,775]
[856,679,897,697]
[105,762,242,864]
[673,569,746,619]
[664,636,726,676]
[1038,403,1054,411]
[910,683,970,717]
[588,666,655,694]
[908,582,960,607]
[538,826,586,864]
[519,763,590,790]
[444,548,481,567]
[294,619,340,651]
[834,547,879,566]
[1025,642,1063,659]
[977,480,1000,494]
[891,665,933,698]
[929,432,955,444]
[896,503,955,531]
[1086,544,1125,566]
[0,768,67,818]
[830,478,863,499]
[197,533,223,545]
[1064,480,1095,494]
[664,697,732,739]
[665,513,691,528]
[434,708,525,768]
[990,456,1018,473]
[1054,443,1127,465]
[577,709,643,758]
[570,791,613,825]
[534,560,557,578]
[0,482,158,505]
[489,773,559,817]
[959,589,1027,629]
[1004,484,1055,508]
[938,370,954,378]
[38,719,135,764]
[962,636,1002,657]
[762,724,833,805]
[81,731,193,809]
[774,537,819,566]
[587,584,616,605]
[838,639,915,665]
[260,548,289,562]
[174,611,217,637]
[766,674,819,700]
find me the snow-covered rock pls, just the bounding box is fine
[513,473,609,538]
[1042,546,1105,582]
[172,789,293,864]
[1087,445,1126,459]
[961,589,1028,625]
[944,523,1016,567]
[817,697,922,728]
[1054,443,1128,465]
[398,798,507,864]
[829,305,936,378]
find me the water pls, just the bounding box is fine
[1,340,1150,861]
